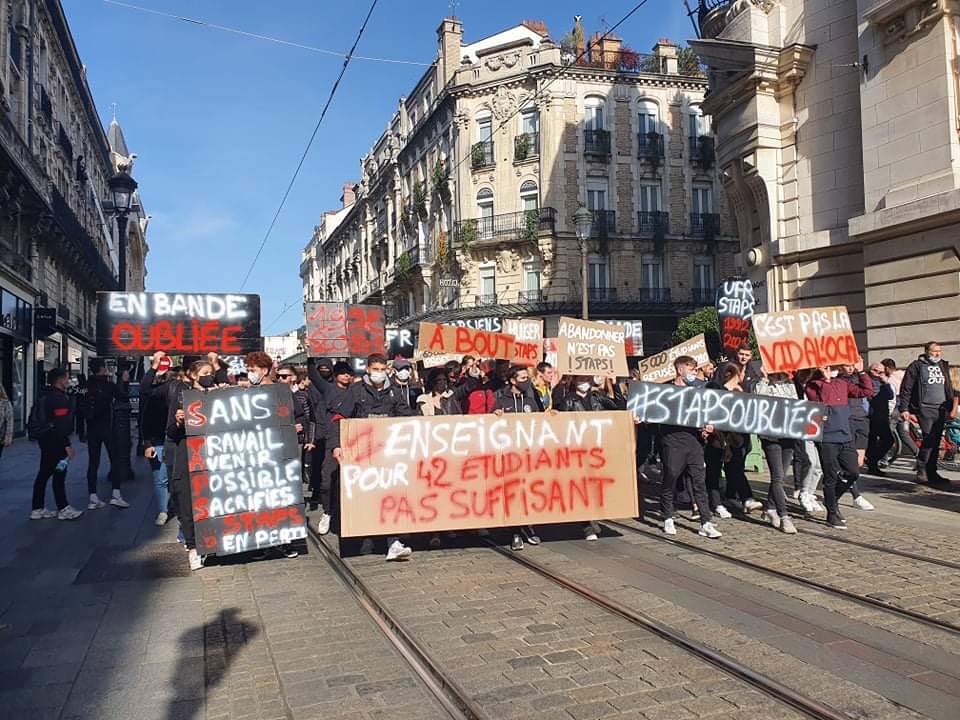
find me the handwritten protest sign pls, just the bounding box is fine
[305,302,384,357]
[184,385,306,556]
[626,381,827,441]
[635,335,710,383]
[96,292,261,356]
[752,306,857,373]
[387,328,416,359]
[417,322,541,366]
[544,338,558,368]
[716,278,755,359]
[338,411,638,537]
[556,317,628,378]
[595,319,643,356]
[503,317,544,366]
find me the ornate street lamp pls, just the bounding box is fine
[573,203,593,320]
[108,170,138,291]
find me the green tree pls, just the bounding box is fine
[677,46,705,76]
[672,306,758,360]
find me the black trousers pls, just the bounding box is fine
[761,439,794,517]
[916,406,946,476]
[33,441,68,510]
[86,424,116,495]
[172,471,196,550]
[660,433,711,525]
[318,450,339,514]
[308,439,326,503]
[817,441,858,514]
[866,414,894,467]
[723,442,753,503]
[704,444,725,510]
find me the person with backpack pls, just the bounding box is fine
[29,368,83,520]
[83,359,130,510]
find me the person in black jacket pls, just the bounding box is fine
[278,364,316,516]
[390,358,422,416]
[897,342,957,486]
[311,361,355,535]
[83,358,129,511]
[331,353,412,561]
[30,368,83,520]
[140,351,174,526]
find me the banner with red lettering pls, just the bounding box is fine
[716,278,755,360]
[556,317,629,378]
[305,302,384,357]
[96,292,261,356]
[416,322,541,366]
[752,306,858,373]
[338,411,638,537]
[183,384,306,556]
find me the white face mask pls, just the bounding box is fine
[469,367,481,378]
[576,382,591,393]
[684,373,698,384]
[396,369,411,381]
[369,370,387,385]
[248,370,262,385]
[829,369,839,378]
[592,376,603,386]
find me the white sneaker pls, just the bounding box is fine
[781,517,798,534]
[57,506,82,521]
[109,492,129,509]
[29,508,57,520]
[853,496,875,511]
[154,512,168,526]
[316,512,331,535]
[386,540,412,561]
[359,538,375,555]
[792,490,802,500]
[698,522,722,539]
[715,505,732,519]
[88,494,105,510]
[799,493,815,513]
[811,498,825,512]
[663,518,677,535]
[744,499,763,512]
[584,521,600,541]
[188,549,203,571]
[585,532,599,541]
[764,509,781,529]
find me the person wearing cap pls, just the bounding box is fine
[391,358,422,416]
[312,360,356,535]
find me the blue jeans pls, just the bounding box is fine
[149,445,169,514]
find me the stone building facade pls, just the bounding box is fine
[692,0,960,365]
[0,0,143,434]
[301,18,738,354]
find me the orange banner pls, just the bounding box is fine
[417,321,541,366]
[752,306,857,373]
[338,411,639,537]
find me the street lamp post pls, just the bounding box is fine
[573,204,593,320]
[108,170,138,291]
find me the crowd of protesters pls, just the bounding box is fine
[24,339,956,570]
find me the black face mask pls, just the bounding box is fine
[198,375,216,389]
[434,381,448,394]
[319,369,332,378]
[516,380,531,393]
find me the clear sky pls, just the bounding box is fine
[65,0,693,335]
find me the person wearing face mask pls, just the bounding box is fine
[140,351,175,526]
[416,369,462,416]
[898,342,956,486]
[332,353,411,561]
[312,361,356,535]
[658,356,722,539]
[391,358,422,416]
[166,359,217,570]
[805,360,874,528]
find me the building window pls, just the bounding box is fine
[520,181,539,211]
[638,100,658,135]
[478,263,496,304]
[524,259,542,291]
[586,180,608,211]
[477,115,493,143]
[639,183,661,212]
[521,109,539,135]
[689,106,711,156]
[584,96,605,130]
[588,255,609,288]
[642,254,663,288]
[692,185,713,215]
[694,256,714,302]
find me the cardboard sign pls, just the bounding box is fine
[503,317,544,366]
[544,338,558,368]
[417,322,540,366]
[305,302,385,358]
[635,335,710,383]
[555,317,629,378]
[96,292,261,356]
[626,381,827,441]
[595,320,643,356]
[716,278,755,359]
[338,411,639,537]
[184,385,305,556]
[752,306,857,373]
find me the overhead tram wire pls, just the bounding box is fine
[264,0,655,331]
[237,0,382,292]
[102,0,430,66]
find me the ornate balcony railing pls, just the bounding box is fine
[639,287,672,303]
[638,132,664,159]
[591,210,616,238]
[584,129,611,157]
[588,287,617,302]
[471,140,495,170]
[453,207,557,247]
[518,289,543,303]
[514,132,539,161]
[690,212,720,238]
[637,211,669,237]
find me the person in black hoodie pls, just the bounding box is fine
[277,364,316,513]
[83,358,130,511]
[897,342,957,486]
[311,361,354,535]
[30,368,83,520]
[390,358,422,416]
[140,351,174,526]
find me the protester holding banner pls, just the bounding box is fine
[735,346,763,393]
[82,359,130,511]
[658,356,722,539]
[331,354,412,561]
[791,369,822,513]
[311,361,355,535]
[206,352,230,386]
[461,362,494,414]
[416,369,463,416]
[838,364,876,511]
[804,360,874,529]
[753,373,800,533]
[532,362,554,411]
[140,352,175,526]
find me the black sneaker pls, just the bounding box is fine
[826,513,847,529]
[866,466,887,477]
[927,474,951,487]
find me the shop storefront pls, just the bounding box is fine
[0,288,33,436]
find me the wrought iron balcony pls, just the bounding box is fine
[564,48,658,74]
[471,140,495,170]
[514,132,539,161]
[690,213,720,238]
[591,210,616,238]
[692,287,715,304]
[518,289,543,303]
[637,211,669,237]
[588,287,618,302]
[639,287,672,303]
[50,187,116,290]
[689,135,716,168]
[475,293,498,306]
[454,207,557,247]
[584,129,611,157]
[637,132,664,160]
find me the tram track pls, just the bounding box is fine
[604,518,960,636]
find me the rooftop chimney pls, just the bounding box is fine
[652,39,677,75]
[437,17,464,85]
[341,182,357,208]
